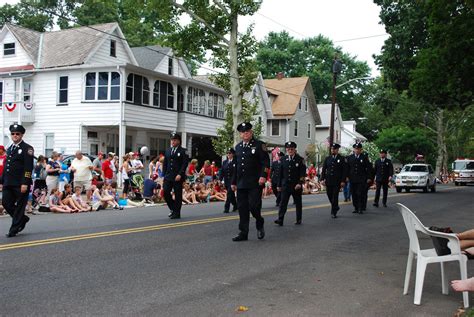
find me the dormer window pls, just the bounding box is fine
[4,43,15,56]
[110,40,116,57]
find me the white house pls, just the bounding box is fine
[315,103,343,148]
[0,22,227,163]
[341,120,367,149]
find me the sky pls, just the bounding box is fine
[4,0,387,76]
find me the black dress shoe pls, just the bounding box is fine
[373,203,379,207]
[331,214,338,219]
[5,231,17,238]
[275,203,280,207]
[359,210,364,214]
[232,234,248,242]
[168,212,173,218]
[294,220,302,225]
[18,216,30,233]
[257,229,265,240]
[352,210,359,214]
[274,219,283,226]
[169,214,181,219]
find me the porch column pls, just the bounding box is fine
[181,132,188,149]
[118,123,126,186]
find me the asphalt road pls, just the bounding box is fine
[0,184,473,316]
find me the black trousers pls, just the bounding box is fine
[163,179,183,215]
[278,186,303,222]
[237,187,264,236]
[374,181,389,205]
[2,186,29,234]
[361,182,369,210]
[271,182,281,205]
[325,184,340,215]
[351,182,365,211]
[224,185,237,212]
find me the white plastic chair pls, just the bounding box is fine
[397,203,469,308]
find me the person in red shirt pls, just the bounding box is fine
[0,145,6,178]
[101,153,115,184]
[307,163,317,180]
[211,161,219,179]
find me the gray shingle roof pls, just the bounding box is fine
[7,24,41,64]
[131,45,170,71]
[40,22,118,68]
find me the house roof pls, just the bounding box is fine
[41,22,118,68]
[342,126,367,142]
[131,45,171,71]
[6,24,41,64]
[264,77,309,116]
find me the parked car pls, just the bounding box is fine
[395,163,436,193]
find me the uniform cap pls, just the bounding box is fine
[353,142,363,149]
[285,141,297,148]
[237,122,252,132]
[227,148,236,154]
[9,124,25,134]
[170,132,181,140]
[331,143,341,149]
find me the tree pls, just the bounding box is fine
[164,0,262,145]
[374,0,474,176]
[374,126,435,165]
[256,31,372,121]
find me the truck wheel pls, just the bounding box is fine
[396,187,402,193]
[423,183,429,193]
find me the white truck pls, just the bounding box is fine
[452,158,474,186]
[395,163,436,193]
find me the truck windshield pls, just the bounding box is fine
[453,162,474,170]
[404,165,428,172]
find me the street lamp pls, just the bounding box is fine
[329,58,342,149]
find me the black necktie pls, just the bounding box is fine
[172,148,176,155]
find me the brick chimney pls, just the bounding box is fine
[276,72,284,80]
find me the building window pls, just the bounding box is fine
[23,82,32,103]
[208,93,217,117]
[3,43,15,56]
[106,133,119,154]
[271,120,280,136]
[44,134,54,158]
[152,80,174,109]
[0,82,3,105]
[150,137,159,157]
[168,58,173,75]
[294,120,298,137]
[307,123,311,139]
[167,83,174,109]
[216,96,225,118]
[198,89,206,115]
[177,85,184,111]
[85,72,120,101]
[126,74,134,102]
[298,99,302,110]
[125,135,133,153]
[58,76,68,104]
[110,40,116,57]
[304,97,308,112]
[187,87,193,112]
[142,77,150,106]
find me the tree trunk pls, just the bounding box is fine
[435,109,446,178]
[229,12,243,145]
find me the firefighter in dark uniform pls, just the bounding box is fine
[373,149,394,207]
[320,143,347,218]
[231,122,269,241]
[162,132,189,219]
[220,148,237,213]
[1,124,34,237]
[360,148,374,212]
[270,151,284,207]
[274,141,306,226]
[346,143,372,214]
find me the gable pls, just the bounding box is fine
[0,29,34,68]
[87,29,134,65]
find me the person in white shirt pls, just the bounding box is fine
[70,151,93,200]
[130,152,144,174]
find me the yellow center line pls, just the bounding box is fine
[0,192,421,251]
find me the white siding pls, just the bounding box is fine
[155,57,170,75]
[0,32,33,67]
[177,112,224,137]
[124,103,177,131]
[87,31,131,65]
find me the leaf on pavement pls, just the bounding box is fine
[236,306,249,312]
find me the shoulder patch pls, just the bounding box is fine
[27,147,34,156]
[261,143,267,151]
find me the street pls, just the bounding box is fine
[0,184,473,316]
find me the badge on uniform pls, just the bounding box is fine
[251,148,255,154]
[337,159,340,163]
[360,159,363,163]
[18,149,22,154]
[296,163,299,167]
[28,148,34,155]
[386,162,389,165]
[178,153,181,157]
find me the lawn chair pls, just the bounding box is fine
[397,203,469,308]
